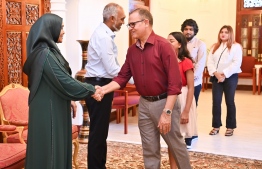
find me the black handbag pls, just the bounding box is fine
[209,76,217,82]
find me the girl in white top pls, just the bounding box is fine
[207,25,242,136]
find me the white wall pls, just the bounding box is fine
[65,0,79,76]
[51,0,67,60]
[65,0,251,85]
[149,0,249,85]
[150,0,236,50]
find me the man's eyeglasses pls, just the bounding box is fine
[126,19,145,28]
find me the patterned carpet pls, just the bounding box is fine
[74,141,262,169]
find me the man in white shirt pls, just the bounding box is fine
[84,3,126,169]
[181,19,206,106]
[181,19,207,142]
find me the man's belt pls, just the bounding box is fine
[85,77,112,83]
[141,93,167,102]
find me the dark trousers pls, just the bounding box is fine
[211,74,238,129]
[85,78,114,169]
[194,84,202,107]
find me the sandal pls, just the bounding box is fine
[209,128,220,135]
[225,128,234,136]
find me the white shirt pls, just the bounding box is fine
[207,43,242,78]
[85,23,120,78]
[187,37,207,86]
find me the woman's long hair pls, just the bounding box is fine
[169,32,194,63]
[212,25,235,54]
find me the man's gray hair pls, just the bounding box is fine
[103,3,121,22]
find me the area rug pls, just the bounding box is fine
[74,141,262,169]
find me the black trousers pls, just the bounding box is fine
[211,74,238,129]
[194,84,202,107]
[85,78,114,169]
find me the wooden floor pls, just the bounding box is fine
[108,90,262,160]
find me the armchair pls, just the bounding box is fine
[0,125,26,169]
[123,83,140,116]
[72,125,79,169]
[112,89,140,134]
[0,83,79,168]
[0,83,29,143]
[238,56,257,94]
[202,66,210,91]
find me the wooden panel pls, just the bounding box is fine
[236,0,262,63]
[0,1,5,90]
[0,0,50,91]
[7,31,22,84]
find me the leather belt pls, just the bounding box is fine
[141,93,167,102]
[85,77,112,83]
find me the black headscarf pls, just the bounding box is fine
[23,13,71,102]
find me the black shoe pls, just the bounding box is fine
[192,136,198,141]
[185,138,192,149]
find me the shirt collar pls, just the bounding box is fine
[188,36,196,43]
[100,22,116,39]
[136,30,155,49]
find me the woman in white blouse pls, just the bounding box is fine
[207,25,242,136]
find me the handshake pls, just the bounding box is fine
[91,85,105,101]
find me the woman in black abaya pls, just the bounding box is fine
[23,13,95,169]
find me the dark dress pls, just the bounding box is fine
[23,13,95,169]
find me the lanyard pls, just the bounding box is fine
[216,47,227,69]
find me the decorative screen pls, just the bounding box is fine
[244,0,262,8]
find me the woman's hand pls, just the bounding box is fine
[214,72,225,83]
[218,73,226,83]
[71,101,77,118]
[92,85,104,101]
[180,111,189,124]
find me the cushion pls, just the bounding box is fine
[240,57,255,73]
[0,88,29,122]
[9,120,28,126]
[128,91,140,96]
[0,125,16,131]
[0,144,26,168]
[6,130,28,143]
[113,95,140,105]
[238,72,253,78]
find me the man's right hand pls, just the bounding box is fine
[158,112,171,135]
[92,85,104,101]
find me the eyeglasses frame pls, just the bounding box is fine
[126,19,145,28]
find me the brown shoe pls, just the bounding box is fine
[225,128,234,136]
[209,128,220,135]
